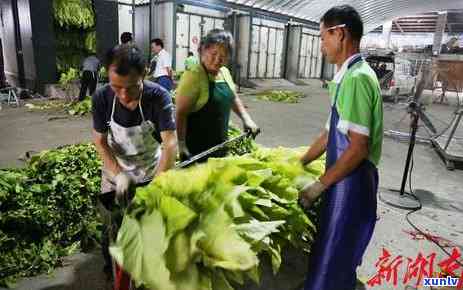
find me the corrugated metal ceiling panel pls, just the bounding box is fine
[225,0,463,32]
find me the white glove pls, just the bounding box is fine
[242,114,260,136]
[178,140,191,160]
[114,172,132,201]
[298,180,327,209]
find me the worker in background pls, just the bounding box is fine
[150,38,173,91]
[176,29,259,161]
[120,32,133,45]
[184,51,199,71]
[377,63,387,79]
[92,44,177,278]
[148,51,157,79]
[299,5,383,290]
[78,53,100,101]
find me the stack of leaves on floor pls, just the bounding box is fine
[25,96,92,116]
[0,144,102,287]
[255,90,305,103]
[110,146,325,290]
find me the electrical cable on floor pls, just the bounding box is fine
[400,126,463,268]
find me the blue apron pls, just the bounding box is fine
[304,56,378,290]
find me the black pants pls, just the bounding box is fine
[79,70,97,101]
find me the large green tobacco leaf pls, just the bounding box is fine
[110,210,175,290]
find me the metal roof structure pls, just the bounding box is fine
[372,10,463,33]
[225,0,463,32]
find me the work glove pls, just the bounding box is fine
[114,172,132,204]
[178,140,191,160]
[298,180,327,209]
[242,113,260,138]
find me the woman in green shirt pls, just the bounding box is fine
[176,29,259,161]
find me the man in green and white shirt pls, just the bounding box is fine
[299,5,383,290]
[324,54,383,166]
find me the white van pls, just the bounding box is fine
[365,53,416,102]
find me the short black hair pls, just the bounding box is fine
[188,51,194,56]
[151,38,164,48]
[120,32,133,44]
[321,5,363,42]
[199,29,234,55]
[105,44,146,76]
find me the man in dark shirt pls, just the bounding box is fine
[92,45,177,279]
[92,78,175,144]
[92,45,177,195]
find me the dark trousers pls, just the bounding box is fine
[155,75,173,92]
[79,70,97,101]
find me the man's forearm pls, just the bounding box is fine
[319,144,368,188]
[155,138,177,176]
[94,140,120,177]
[301,131,328,165]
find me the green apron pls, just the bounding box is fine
[185,74,235,161]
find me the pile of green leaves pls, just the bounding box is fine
[99,67,108,82]
[110,146,324,290]
[85,31,96,53]
[53,0,95,29]
[227,124,257,156]
[255,90,305,103]
[59,68,79,87]
[0,144,102,287]
[24,100,68,111]
[25,98,92,117]
[68,97,92,116]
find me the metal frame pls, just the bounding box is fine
[247,13,253,80]
[249,22,285,79]
[11,0,25,87]
[310,35,316,77]
[297,31,321,79]
[172,1,178,69]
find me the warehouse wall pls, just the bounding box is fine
[0,0,56,92]
[298,27,322,79]
[0,39,5,86]
[17,0,35,87]
[151,1,175,63]
[147,0,322,82]
[0,0,19,85]
[29,0,56,91]
[285,25,302,82]
[118,4,132,36]
[134,4,150,59]
[95,0,119,60]
[236,15,251,82]
[248,17,286,79]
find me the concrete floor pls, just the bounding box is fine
[1,79,462,290]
